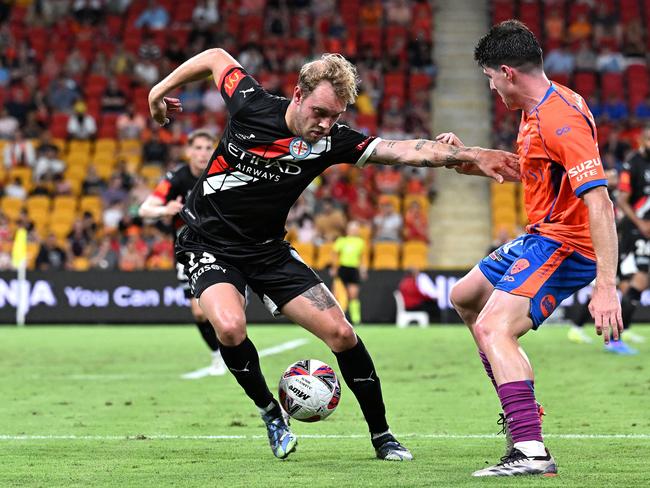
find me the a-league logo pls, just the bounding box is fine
[289,137,312,159]
[540,294,556,317]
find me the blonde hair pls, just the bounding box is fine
[187,129,216,145]
[298,53,359,105]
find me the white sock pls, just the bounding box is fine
[371,429,392,440]
[513,440,546,457]
[211,350,222,360]
[258,401,276,416]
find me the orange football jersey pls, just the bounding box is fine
[517,82,607,260]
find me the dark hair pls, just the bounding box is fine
[474,20,543,72]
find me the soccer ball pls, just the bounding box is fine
[278,359,341,422]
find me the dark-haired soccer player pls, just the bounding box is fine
[449,20,622,476]
[139,129,227,378]
[147,47,518,461]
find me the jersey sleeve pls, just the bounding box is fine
[542,111,607,197]
[329,124,382,168]
[217,65,264,117]
[152,171,174,202]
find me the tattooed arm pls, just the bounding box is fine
[366,139,520,183]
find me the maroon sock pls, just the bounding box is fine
[497,380,543,443]
[478,350,498,390]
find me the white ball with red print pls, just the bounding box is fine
[278,359,341,422]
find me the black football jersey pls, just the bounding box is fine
[152,164,199,233]
[180,66,380,245]
[619,149,650,225]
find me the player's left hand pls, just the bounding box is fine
[474,148,521,183]
[588,283,623,344]
[436,132,465,147]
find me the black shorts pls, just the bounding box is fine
[176,227,322,316]
[337,265,360,285]
[175,262,193,300]
[619,228,650,276]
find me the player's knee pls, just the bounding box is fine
[213,312,246,346]
[450,281,473,313]
[328,322,357,352]
[473,317,508,349]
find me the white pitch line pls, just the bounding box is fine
[59,338,310,380]
[1,433,649,441]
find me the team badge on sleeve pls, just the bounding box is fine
[289,138,312,159]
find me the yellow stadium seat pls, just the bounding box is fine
[315,242,334,269]
[358,223,372,242]
[403,194,429,213]
[291,242,316,267]
[119,139,142,154]
[68,140,92,156]
[94,138,117,154]
[72,257,90,271]
[26,242,40,270]
[372,242,400,270]
[93,151,116,166]
[79,195,103,222]
[1,197,24,220]
[401,240,429,269]
[49,221,73,240]
[140,165,163,184]
[122,153,142,171]
[53,195,77,213]
[26,195,50,214]
[52,138,66,153]
[8,167,33,189]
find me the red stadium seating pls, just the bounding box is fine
[573,72,598,100]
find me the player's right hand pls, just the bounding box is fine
[164,196,184,216]
[588,282,623,344]
[475,148,521,183]
[149,96,182,126]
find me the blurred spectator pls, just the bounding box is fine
[603,95,629,122]
[596,46,624,73]
[138,33,162,60]
[146,229,174,269]
[592,3,622,48]
[103,202,125,231]
[238,43,265,75]
[142,128,169,166]
[403,200,428,242]
[89,235,119,270]
[5,177,27,199]
[117,106,146,139]
[314,199,347,243]
[544,8,564,44]
[82,211,98,237]
[635,96,650,120]
[544,44,575,75]
[348,187,375,224]
[622,19,645,60]
[179,83,204,113]
[52,173,73,196]
[0,107,19,139]
[193,0,219,26]
[360,0,382,26]
[82,165,106,195]
[373,165,403,195]
[587,95,603,119]
[46,75,80,112]
[119,235,147,271]
[164,37,186,66]
[41,52,61,80]
[67,219,91,258]
[36,234,68,270]
[6,85,35,126]
[67,101,97,140]
[135,0,170,30]
[602,127,631,163]
[90,52,110,77]
[63,48,88,77]
[397,268,438,316]
[72,0,105,25]
[386,0,411,26]
[109,43,135,75]
[568,13,592,44]
[34,144,65,182]
[574,41,597,72]
[3,130,36,168]
[101,78,128,113]
[102,176,128,207]
[296,216,317,244]
[133,57,160,86]
[373,196,402,242]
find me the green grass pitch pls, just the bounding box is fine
[1,325,648,487]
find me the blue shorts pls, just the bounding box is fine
[478,234,596,328]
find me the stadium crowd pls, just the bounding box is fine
[0,0,436,271]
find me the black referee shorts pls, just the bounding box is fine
[337,265,360,285]
[176,227,322,316]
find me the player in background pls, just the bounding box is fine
[611,126,650,353]
[148,47,518,461]
[139,129,227,378]
[331,220,366,325]
[448,20,622,476]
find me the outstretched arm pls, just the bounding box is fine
[366,138,519,183]
[148,48,241,125]
[138,195,184,219]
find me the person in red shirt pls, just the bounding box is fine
[446,20,621,477]
[397,268,437,316]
